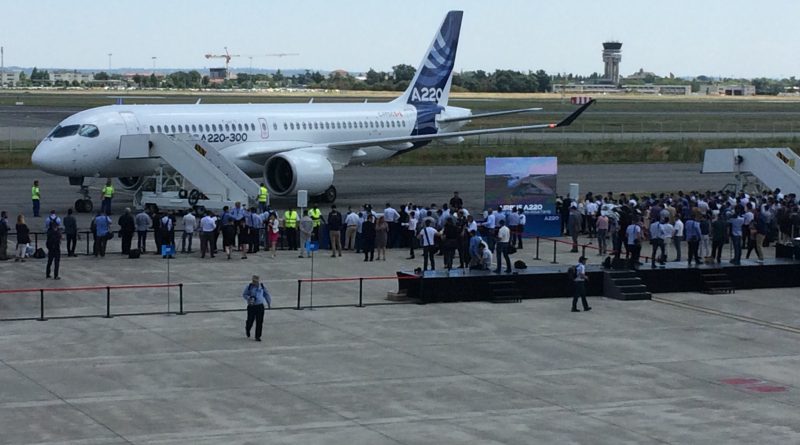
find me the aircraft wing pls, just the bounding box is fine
[437,107,543,123]
[329,99,595,151]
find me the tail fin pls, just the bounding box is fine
[395,10,463,107]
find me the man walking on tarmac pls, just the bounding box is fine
[242,275,271,342]
[101,179,115,215]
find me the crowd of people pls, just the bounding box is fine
[3,186,799,281]
[559,188,800,269]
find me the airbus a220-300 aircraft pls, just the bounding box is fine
[32,10,594,211]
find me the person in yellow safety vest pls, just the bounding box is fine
[308,204,324,240]
[284,208,299,250]
[101,179,115,216]
[258,183,269,213]
[31,180,41,217]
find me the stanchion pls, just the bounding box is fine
[38,289,47,321]
[177,283,185,315]
[581,245,586,258]
[295,280,302,310]
[358,277,364,308]
[34,233,38,250]
[534,237,540,260]
[86,232,90,256]
[551,239,558,264]
[105,286,113,318]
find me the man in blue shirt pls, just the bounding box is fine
[242,275,272,341]
[93,211,112,257]
[729,210,745,265]
[684,213,703,267]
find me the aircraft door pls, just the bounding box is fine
[258,118,269,139]
[119,111,142,134]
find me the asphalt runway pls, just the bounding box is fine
[0,164,734,227]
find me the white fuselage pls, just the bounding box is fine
[32,102,469,179]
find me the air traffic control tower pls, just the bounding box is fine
[602,41,622,85]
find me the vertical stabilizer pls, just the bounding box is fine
[394,11,463,107]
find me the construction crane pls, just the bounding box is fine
[204,47,299,78]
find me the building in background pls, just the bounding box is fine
[601,41,622,85]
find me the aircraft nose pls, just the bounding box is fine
[31,140,66,174]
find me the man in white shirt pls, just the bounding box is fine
[418,219,438,271]
[482,209,496,252]
[181,210,197,254]
[625,218,642,269]
[571,256,591,313]
[405,211,418,259]
[344,209,359,251]
[383,203,400,248]
[649,219,664,268]
[516,208,526,249]
[672,216,684,262]
[199,212,217,258]
[494,220,512,273]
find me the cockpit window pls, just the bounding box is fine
[48,124,80,138]
[78,124,100,138]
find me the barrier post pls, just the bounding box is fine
[177,283,185,315]
[34,233,38,250]
[551,239,558,264]
[358,277,364,308]
[105,286,113,318]
[38,289,47,321]
[296,280,302,310]
[86,232,90,255]
[534,237,540,260]
[581,245,586,258]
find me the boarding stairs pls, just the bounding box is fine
[702,148,800,195]
[117,133,261,211]
[603,270,652,300]
[699,269,736,295]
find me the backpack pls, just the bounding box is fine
[33,248,46,259]
[128,248,141,259]
[514,260,527,269]
[567,265,577,280]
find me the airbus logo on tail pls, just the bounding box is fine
[411,87,444,103]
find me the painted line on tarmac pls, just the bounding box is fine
[652,296,800,335]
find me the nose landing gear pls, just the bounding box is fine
[74,184,94,213]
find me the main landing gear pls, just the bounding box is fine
[317,185,337,203]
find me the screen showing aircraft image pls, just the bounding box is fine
[485,157,560,236]
[485,157,557,214]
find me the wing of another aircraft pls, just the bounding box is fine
[327,99,595,152]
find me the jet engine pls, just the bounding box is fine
[264,151,335,199]
[117,176,144,191]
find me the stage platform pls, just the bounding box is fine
[398,258,800,303]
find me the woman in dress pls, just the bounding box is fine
[267,212,280,258]
[375,215,389,260]
[15,214,30,262]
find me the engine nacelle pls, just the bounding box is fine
[264,151,334,196]
[116,176,143,191]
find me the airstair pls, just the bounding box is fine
[117,133,261,211]
[702,148,800,195]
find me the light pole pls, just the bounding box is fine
[151,56,157,71]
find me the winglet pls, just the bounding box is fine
[555,99,595,128]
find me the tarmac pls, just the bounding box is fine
[2,166,800,443]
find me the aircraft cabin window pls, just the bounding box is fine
[273,123,278,131]
[313,122,318,130]
[191,124,196,132]
[380,121,384,128]
[284,123,288,130]
[323,122,328,130]
[178,125,183,133]
[223,124,228,131]
[157,125,162,133]
[210,124,216,132]
[49,124,80,138]
[302,122,307,130]
[149,126,155,133]
[290,123,295,130]
[169,125,175,133]
[78,124,100,138]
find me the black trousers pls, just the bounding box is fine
[121,231,133,254]
[246,304,265,339]
[285,227,297,250]
[572,280,589,310]
[423,245,436,270]
[66,233,77,256]
[687,239,701,264]
[137,231,148,252]
[46,248,60,278]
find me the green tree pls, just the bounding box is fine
[94,71,110,81]
[534,69,550,92]
[392,64,416,82]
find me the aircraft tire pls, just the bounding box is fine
[178,189,188,199]
[75,199,93,213]
[188,189,200,206]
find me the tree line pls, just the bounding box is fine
[12,66,800,95]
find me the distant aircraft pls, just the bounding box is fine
[32,10,594,211]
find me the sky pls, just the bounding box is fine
[2,0,799,78]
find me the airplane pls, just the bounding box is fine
[31,10,595,212]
